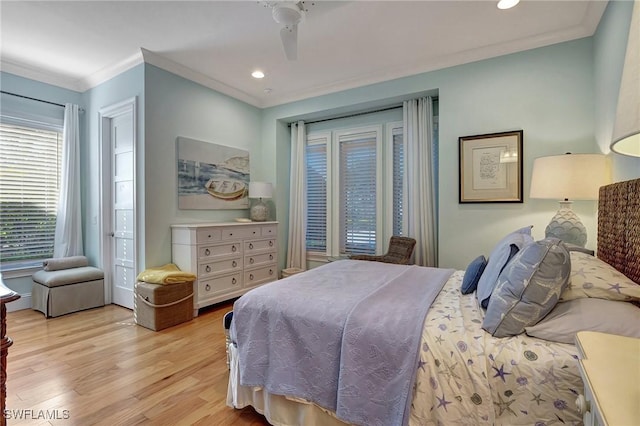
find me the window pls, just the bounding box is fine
[306,125,385,257]
[305,134,328,252]
[338,129,379,255]
[390,125,404,237]
[0,121,62,269]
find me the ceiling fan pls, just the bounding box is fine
[263,1,314,60]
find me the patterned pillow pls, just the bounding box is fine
[476,226,534,309]
[482,238,571,338]
[560,251,640,302]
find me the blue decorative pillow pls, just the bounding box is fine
[461,255,487,294]
[476,226,534,309]
[482,238,571,338]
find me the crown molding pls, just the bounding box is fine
[0,59,84,92]
[140,48,262,108]
[78,51,144,92]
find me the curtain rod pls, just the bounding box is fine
[0,90,85,112]
[288,104,403,127]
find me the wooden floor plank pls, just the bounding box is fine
[5,302,270,425]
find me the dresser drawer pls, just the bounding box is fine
[245,238,276,252]
[245,251,276,268]
[198,257,242,276]
[221,226,260,240]
[244,265,277,286]
[198,273,242,300]
[261,225,277,237]
[199,242,241,259]
[196,228,222,244]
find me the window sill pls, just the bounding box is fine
[0,262,43,279]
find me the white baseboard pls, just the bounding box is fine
[6,293,31,312]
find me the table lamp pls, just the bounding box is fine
[249,182,273,222]
[530,153,609,247]
[610,1,640,157]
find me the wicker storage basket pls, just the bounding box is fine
[135,281,194,331]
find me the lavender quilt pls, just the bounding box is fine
[231,260,453,426]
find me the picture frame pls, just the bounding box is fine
[459,130,523,203]
[177,137,250,210]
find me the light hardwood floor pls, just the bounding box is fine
[5,302,270,425]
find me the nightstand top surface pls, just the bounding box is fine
[576,331,640,426]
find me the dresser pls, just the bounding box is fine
[575,331,640,426]
[171,221,278,316]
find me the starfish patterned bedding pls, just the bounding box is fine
[227,226,640,425]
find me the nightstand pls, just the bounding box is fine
[575,331,640,426]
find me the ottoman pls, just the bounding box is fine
[134,281,194,331]
[32,265,105,317]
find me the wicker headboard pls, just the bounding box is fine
[597,178,640,285]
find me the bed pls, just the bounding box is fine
[226,178,640,426]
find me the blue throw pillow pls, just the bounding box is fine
[476,226,534,309]
[461,255,487,294]
[482,238,571,338]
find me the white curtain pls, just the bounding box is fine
[403,97,437,267]
[286,121,307,269]
[53,103,83,258]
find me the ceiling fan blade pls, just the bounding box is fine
[280,24,298,61]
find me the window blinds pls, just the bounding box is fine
[392,129,404,237]
[306,139,327,252]
[0,122,61,264]
[339,132,377,255]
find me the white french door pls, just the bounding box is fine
[100,98,137,310]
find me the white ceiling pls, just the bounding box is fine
[0,1,608,108]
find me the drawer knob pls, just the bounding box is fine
[269,241,274,247]
[232,245,237,252]
[205,265,211,272]
[269,254,273,260]
[205,284,211,291]
[576,395,590,415]
[208,234,211,238]
[232,277,237,285]
[205,248,210,256]
[249,258,254,264]
[229,232,233,236]
[249,243,253,249]
[249,274,254,280]
[269,269,273,275]
[232,260,237,267]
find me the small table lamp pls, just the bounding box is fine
[249,182,273,222]
[530,153,609,247]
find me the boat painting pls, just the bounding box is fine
[177,137,249,210]
[205,179,247,200]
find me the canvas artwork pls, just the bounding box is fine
[177,137,250,210]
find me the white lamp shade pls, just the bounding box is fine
[610,1,640,157]
[248,182,273,199]
[530,154,610,200]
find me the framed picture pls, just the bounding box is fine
[177,137,250,210]
[459,130,523,203]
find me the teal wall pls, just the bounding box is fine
[143,65,262,268]
[263,38,598,270]
[594,0,640,181]
[83,64,145,269]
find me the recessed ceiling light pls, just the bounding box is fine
[251,70,265,79]
[497,0,520,10]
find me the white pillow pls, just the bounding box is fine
[525,298,640,344]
